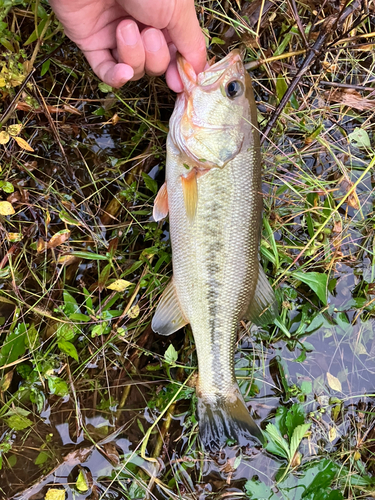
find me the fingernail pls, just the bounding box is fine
[143,28,163,53]
[121,22,139,46]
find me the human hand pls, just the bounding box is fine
[49,0,207,92]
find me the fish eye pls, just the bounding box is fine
[225,80,244,99]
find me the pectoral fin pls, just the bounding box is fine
[151,279,188,335]
[181,169,198,222]
[244,264,278,326]
[153,182,169,221]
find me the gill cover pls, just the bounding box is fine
[170,50,252,168]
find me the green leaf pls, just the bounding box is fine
[47,376,69,397]
[34,451,49,465]
[301,381,312,395]
[164,344,178,365]
[69,251,108,261]
[40,58,50,77]
[24,17,49,45]
[56,323,76,341]
[348,127,371,149]
[245,479,278,499]
[292,271,328,305]
[141,172,158,195]
[0,323,27,367]
[285,403,306,439]
[59,210,81,226]
[289,423,311,459]
[68,313,90,322]
[58,341,79,362]
[98,82,113,93]
[63,290,79,315]
[0,181,14,193]
[265,423,290,460]
[211,36,225,45]
[6,414,33,431]
[301,459,339,498]
[76,469,89,492]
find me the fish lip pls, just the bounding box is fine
[177,49,244,93]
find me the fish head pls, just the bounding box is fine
[170,50,256,169]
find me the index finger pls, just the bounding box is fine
[167,0,207,75]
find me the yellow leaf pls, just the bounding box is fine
[0,77,6,87]
[7,232,22,242]
[45,488,66,500]
[57,254,79,266]
[328,426,337,442]
[14,136,34,152]
[107,279,132,292]
[0,201,15,215]
[327,372,342,392]
[0,131,10,145]
[354,450,361,461]
[354,342,368,355]
[8,124,22,136]
[128,304,140,318]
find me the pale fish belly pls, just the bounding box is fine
[167,145,262,401]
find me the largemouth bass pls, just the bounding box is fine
[152,50,277,450]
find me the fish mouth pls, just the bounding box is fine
[177,49,244,92]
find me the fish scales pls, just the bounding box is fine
[152,50,277,450]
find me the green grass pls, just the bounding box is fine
[0,0,375,498]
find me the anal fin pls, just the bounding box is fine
[244,263,278,326]
[153,182,169,221]
[151,279,188,335]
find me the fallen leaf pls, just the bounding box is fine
[107,279,132,292]
[325,89,375,111]
[327,372,342,392]
[7,232,22,242]
[14,136,34,152]
[7,124,22,136]
[0,131,10,145]
[328,426,337,442]
[0,201,15,215]
[37,238,48,253]
[45,488,66,500]
[47,229,71,249]
[127,303,140,318]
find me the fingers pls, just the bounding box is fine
[116,19,145,80]
[84,49,134,88]
[167,0,207,75]
[165,43,183,93]
[142,28,170,76]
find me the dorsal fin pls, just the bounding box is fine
[151,279,188,336]
[244,263,278,326]
[153,182,169,221]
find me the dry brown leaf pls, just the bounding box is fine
[47,229,71,249]
[325,89,375,111]
[0,201,15,215]
[327,372,342,392]
[14,136,34,152]
[57,254,80,266]
[37,238,48,253]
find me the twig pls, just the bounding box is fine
[260,0,363,145]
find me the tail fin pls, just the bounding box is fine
[197,388,265,451]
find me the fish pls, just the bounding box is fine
[151,49,277,450]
